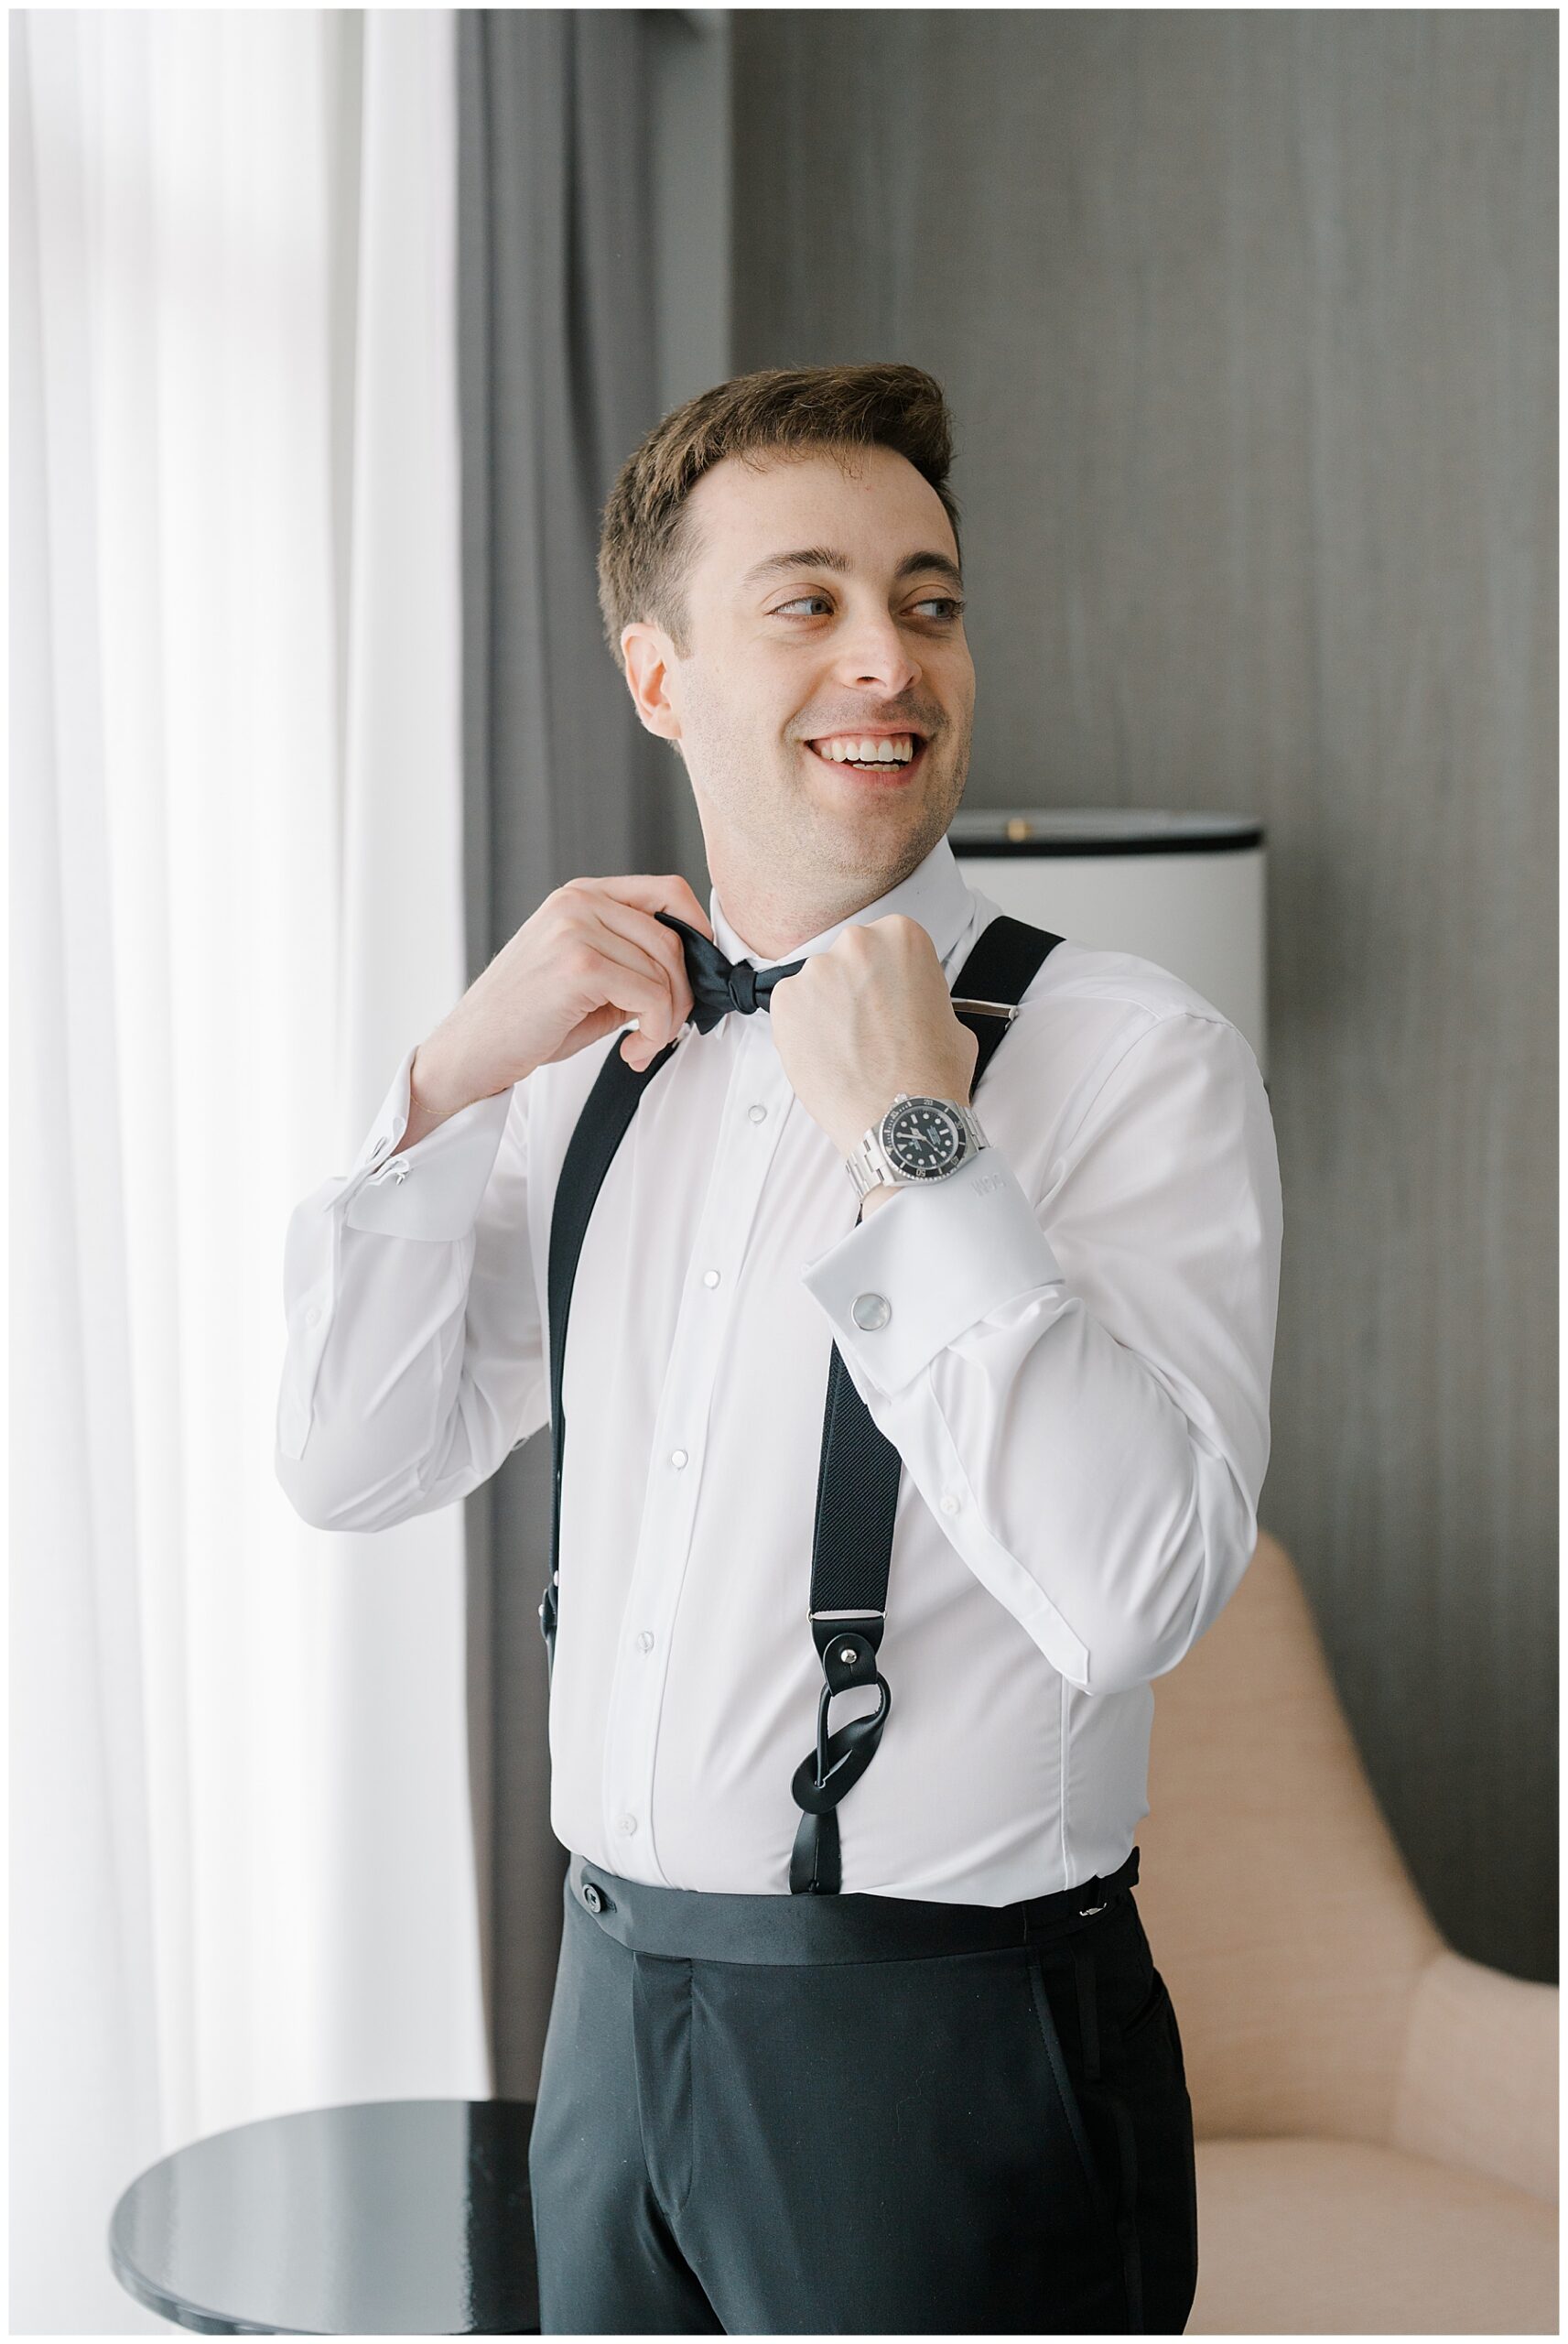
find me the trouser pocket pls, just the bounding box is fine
[1025,1946,1121,2244]
[1046,1897,1201,2335]
[1030,1919,1146,2328]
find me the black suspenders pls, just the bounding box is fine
[538,913,1064,1893]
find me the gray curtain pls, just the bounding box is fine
[456,8,680,2096]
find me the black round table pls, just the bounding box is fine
[108,2098,539,2334]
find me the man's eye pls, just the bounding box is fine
[772,594,966,620]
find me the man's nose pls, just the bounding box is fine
[829,613,921,697]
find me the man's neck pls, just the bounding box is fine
[719,895,876,962]
[710,857,929,964]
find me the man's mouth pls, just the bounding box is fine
[802,731,929,784]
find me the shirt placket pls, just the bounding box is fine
[600,1015,795,1880]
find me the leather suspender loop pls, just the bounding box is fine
[791,1670,892,1817]
[785,1613,893,1892]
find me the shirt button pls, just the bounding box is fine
[702,1268,721,1287]
[670,1449,688,1469]
[636,1629,655,1653]
[748,1102,767,1123]
[940,1492,961,1515]
[582,1882,603,1913]
[618,1813,638,1836]
[305,1305,322,1327]
[851,1292,892,1330]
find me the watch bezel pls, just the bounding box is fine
[877,1094,975,1182]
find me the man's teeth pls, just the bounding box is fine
[810,735,918,765]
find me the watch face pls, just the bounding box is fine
[882,1097,966,1177]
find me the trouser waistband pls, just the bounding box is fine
[567,1843,1140,1964]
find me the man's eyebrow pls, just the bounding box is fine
[737,547,965,596]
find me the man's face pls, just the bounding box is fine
[621,443,975,906]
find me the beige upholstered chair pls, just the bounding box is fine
[1136,1528,1557,2334]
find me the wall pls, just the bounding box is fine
[730,7,1556,1980]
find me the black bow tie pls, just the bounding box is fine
[654,911,806,1035]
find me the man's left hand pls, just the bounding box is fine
[768,915,979,1160]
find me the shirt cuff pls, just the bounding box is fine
[340,1041,514,1242]
[276,1047,517,1462]
[799,1145,1065,1397]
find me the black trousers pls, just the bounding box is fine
[527,1848,1198,2334]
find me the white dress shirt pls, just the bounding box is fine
[276,832,1282,1904]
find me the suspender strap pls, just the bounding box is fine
[788,915,1062,1892]
[539,913,1064,1897]
[538,1036,679,1675]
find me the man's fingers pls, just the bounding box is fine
[561,881,705,1042]
[568,872,713,942]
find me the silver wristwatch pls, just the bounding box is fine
[844,1093,989,1203]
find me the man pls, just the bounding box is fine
[276,363,1281,2333]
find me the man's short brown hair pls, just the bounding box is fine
[596,363,961,676]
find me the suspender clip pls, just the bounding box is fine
[950,997,1021,1021]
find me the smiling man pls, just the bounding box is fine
[616,430,972,965]
[276,364,1282,2334]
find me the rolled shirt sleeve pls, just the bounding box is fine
[799,1009,1282,1697]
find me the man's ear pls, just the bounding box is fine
[622,623,682,747]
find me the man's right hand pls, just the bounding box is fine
[406,874,715,1131]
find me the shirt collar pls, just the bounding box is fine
[708,831,977,975]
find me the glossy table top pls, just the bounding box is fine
[109,2098,538,2334]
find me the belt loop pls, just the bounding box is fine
[1072,1931,1101,2084]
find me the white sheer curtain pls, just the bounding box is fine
[11,12,487,2329]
